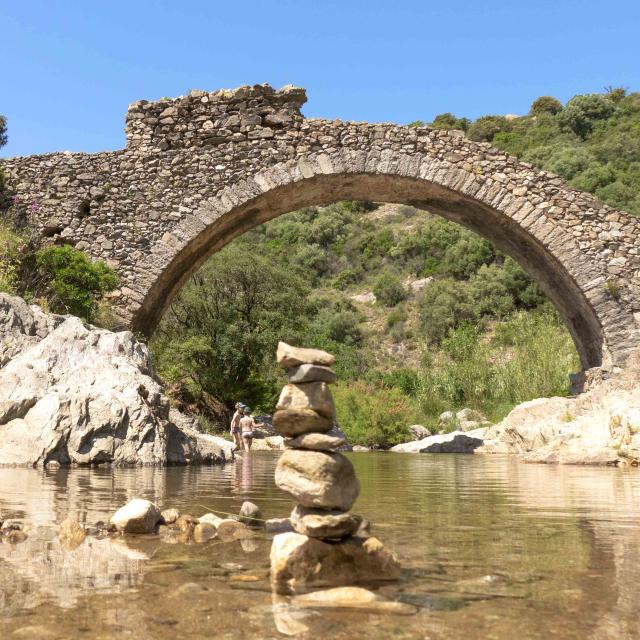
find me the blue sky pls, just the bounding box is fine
[1,0,638,157]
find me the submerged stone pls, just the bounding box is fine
[110,498,161,534]
[216,519,255,541]
[270,532,401,593]
[193,522,217,543]
[293,586,417,615]
[58,518,86,548]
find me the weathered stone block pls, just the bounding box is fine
[275,449,360,510]
[270,532,401,593]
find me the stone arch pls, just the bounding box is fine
[129,149,637,371]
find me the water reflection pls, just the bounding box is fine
[0,454,638,639]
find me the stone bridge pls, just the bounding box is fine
[1,84,639,371]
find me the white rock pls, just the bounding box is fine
[390,429,487,453]
[110,498,161,533]
[0,293,234,466]
[349,292,376,304]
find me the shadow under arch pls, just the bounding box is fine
[132,172,611,371]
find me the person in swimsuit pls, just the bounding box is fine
[230,402,243,449]
[239,408,261,452]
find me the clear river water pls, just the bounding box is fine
[1,452,639,639]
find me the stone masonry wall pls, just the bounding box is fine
[0,84,639,370]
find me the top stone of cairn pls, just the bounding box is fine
[276,342,336,369]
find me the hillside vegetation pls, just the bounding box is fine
[152,202,579,445]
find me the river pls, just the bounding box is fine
[1,452,639,639]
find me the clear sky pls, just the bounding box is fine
[1,0,638,157]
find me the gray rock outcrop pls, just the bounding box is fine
[0,293,234,466]
[479,352,640,465]
[391,428,487,453]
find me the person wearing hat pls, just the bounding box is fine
[229,402,243,450]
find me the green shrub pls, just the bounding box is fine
[34,245,118,322]
[332,381,414,448]
[373,273,406,307]
[418,279,479,343]
[530,96,563,116]
[0,218,27,294]
[326,311,362,345]
[152,244,309,411]
[430,113,470,131]
[467,115,512,142]
[558,93,615,139]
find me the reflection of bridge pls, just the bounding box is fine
[1,85,639,369]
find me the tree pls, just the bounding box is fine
[530,96,563,116]
[152,245,310,410]
[0,115,7,149]
[557,93,615,139]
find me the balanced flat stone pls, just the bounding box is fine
[290,505,362,539]
[277,342,336,368]
[273,409,333,437]
[287,364,336,384]
[276,382,336,420]
[275,449,360,511]
[270,532,401,594]
[284,432,346,451]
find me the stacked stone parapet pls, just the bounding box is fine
[125,84,307,153]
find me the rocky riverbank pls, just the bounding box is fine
[392,350,640,466]
[0,293,234,466]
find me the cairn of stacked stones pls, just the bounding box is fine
[270,342,400,593]
[274,341,362,539]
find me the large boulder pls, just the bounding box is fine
[0,293,234,466]
[275,449,360,510]
[478,350,640,465]
[270,532,401,593]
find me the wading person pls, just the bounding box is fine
[239,407,261,452]
[230,402,243,449]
